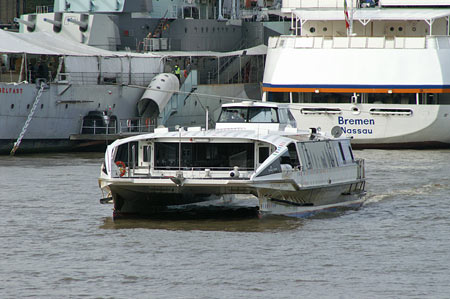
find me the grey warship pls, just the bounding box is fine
[0,0,290,154]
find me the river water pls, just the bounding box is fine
[1,150,449,298]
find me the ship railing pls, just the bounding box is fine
[80,118,156,135]
[55,72,157,86]
[80,119,119,135]
[283,0,361,9]
[118,119,156,134]
[272,35,431,50]
[113,165,255,179]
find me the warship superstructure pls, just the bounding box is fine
[1,0,289,154]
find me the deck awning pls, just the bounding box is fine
[0,29,267,58]
[292,8,450,22]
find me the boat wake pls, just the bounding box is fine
[364,181,450,205]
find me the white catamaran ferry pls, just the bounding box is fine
[262,0,450,148]
[98,101,366,218]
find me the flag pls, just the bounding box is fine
[344,0,350,29]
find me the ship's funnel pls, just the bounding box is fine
[138,73,180,118]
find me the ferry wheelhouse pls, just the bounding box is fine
[262,0,450,148]
[98,102,366,218]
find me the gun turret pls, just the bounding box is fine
[14,18,35,31]
[43,18,62,27]
[66,17,88,31]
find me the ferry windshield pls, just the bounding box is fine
[218,107,278,123]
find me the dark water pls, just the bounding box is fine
[1,150,450,298]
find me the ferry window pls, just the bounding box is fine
[154,142,254,170]
[278,108,297,127]
[297,142,313,169]
[348,146,354,161]
[258,157,281,177]
[218,108,247,123]
[309,27,316,33]
[337,142,346,163]
[115,142,138,167]
[303,142,332,169]
[286,143,300,167]
[142,145,151,162]
[248,107,278,123]
[10,104,14,109]
[259,147,269,163]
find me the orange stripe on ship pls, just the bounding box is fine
[262,87,450,93]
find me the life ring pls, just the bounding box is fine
[116,161,126,177]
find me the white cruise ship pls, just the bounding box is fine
[262,0,450,148]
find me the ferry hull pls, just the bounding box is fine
[103,178,365,218]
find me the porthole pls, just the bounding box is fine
[27,104,30,109]
[412,27,417,32]
[10,104,14,109]
[41,104,44,109]
[323,27,328,32]
[65,104,68,109]
[98,103,101,108]
[113,104,116,108]
[309,27,316,33]
[390,27,394,31]
[398,27,403,32]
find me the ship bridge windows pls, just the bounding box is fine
[217,107,279,123]
[154,142,255,170]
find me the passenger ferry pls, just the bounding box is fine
[98,101,366,218]
[262,0,450,148]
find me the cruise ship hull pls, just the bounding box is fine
[288,103,450,149]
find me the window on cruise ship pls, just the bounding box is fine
[267,92,289,103]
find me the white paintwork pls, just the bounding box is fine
[262,3,450,148]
